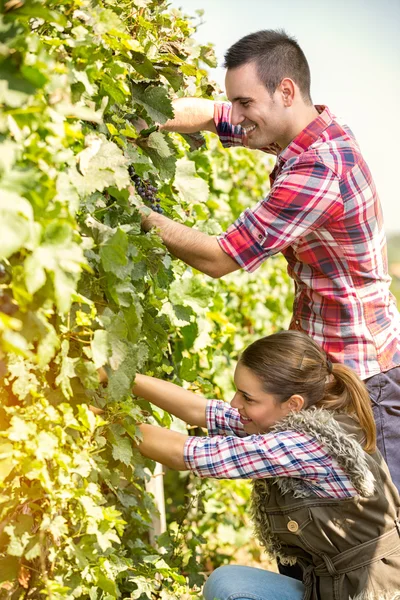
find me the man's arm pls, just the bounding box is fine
[159,98,217,134]
[141,209,240,278]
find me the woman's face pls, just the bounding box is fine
[231,362,300,434]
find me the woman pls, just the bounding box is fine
[133,331,400,600]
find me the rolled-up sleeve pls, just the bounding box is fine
[206,399,246,437]
[218,158,343,272]
[214,101,245,147]
[183,430,334,482]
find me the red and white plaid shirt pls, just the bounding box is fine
[184,400,359,499]
[214,103,400,380]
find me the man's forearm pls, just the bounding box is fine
[133,374,207,427]
[142,211,239,278]
[159,98,217,134]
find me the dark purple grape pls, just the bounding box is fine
[0,299,18,315]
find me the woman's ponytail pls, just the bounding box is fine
[318,363,376,453]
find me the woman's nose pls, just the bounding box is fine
[230,393,242,409]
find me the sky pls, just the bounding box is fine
[169,0,400,234]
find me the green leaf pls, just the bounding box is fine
[158,66,184,92]
[91,330,110,368]
[179,356,197,382]
[174,158,209,204]
[137,137,176,180]
[96,572,118,597]
[55,340,78,399]
[0,556,19,584]
[10,3,67,26]
[0,456,14,482]
[0,191,34,259]
[111,436,133,466]
[25,536,41,560]
[70,135,130,195]
[5,524,31,557]
[145,131,172,158]
[131,82,174,124]
[24,242,85,313]
[169,277,211,309]
[77,404,97,433]
[99,228,128,273]
[131,52,159,79]
[75,360,100,390]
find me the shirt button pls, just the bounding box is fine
[258,234,263,240]
[287,520,299,533]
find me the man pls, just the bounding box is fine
[139,30,400,494]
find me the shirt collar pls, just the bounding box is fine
[278,105,333,163]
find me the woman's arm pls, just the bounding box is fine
[138,424,188,470]
[133,374,208,427]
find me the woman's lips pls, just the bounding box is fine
[240,414,252,424]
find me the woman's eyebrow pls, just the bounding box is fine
[236,388,255,397]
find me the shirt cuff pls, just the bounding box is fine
[213,101,244,148]
[183,436,206,477]
[205,399,220,436]
[218,209,277,273]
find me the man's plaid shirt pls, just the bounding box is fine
[214,103,400,380]
[184,400,359,499]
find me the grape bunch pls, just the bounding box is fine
[129,168,163,214]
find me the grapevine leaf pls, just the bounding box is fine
[158,66,183,92]
[99,228,129,274]
[174,158,209,204]
[0,191,34,259]
[145,132,172,158]
[71,135,130,195]
[0,556,19,584]
[91,330,110,368]
[130,52,159,79]
[111,436,133,466]
[137,138,176,180]
[169,277,211,309]
[130,82,174,124]
[179,356,197,382]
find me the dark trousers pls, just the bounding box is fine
[365,365,400,493]
[278,365,400,581]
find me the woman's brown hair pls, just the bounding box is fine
[240,330,376,452]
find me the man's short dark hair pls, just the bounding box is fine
[224,29,312,104]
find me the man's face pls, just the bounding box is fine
[225,61,288,149]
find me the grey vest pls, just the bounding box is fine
[251,408,400,600]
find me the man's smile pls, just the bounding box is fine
[242,124,257,135]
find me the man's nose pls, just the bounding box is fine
[230,105,244,127]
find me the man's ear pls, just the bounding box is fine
[286,394,305,412]
[279,78,295,107]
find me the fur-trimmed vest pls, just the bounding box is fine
[251,409,400,600]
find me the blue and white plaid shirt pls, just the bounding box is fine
[184,400,359,499]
